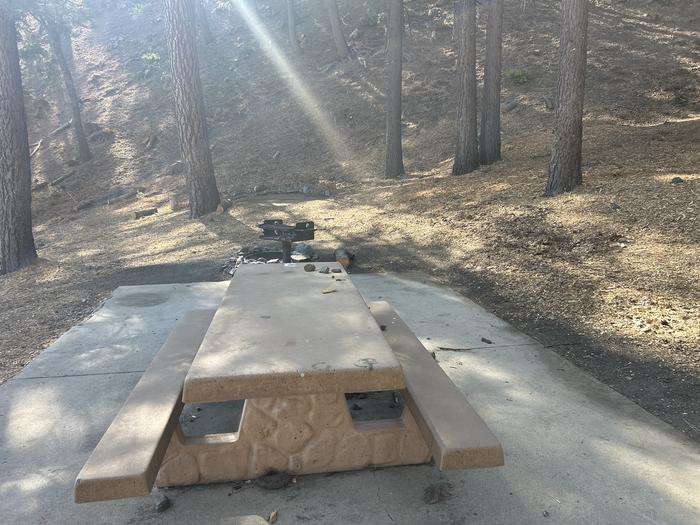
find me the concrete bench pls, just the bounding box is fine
[74,269,502,503]
[74,309,215,503]
[369,301,504,470]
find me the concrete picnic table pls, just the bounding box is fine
[75,262,502,502]
[157,262,432,486]
[183,262,405,402]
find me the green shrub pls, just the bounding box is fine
[506,68,529,85]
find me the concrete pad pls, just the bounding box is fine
[15,283,226,379]
[352,272,538,350]
[1,275,699,524]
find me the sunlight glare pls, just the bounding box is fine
[232,0,359,175]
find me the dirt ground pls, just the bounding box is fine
[1,1,698,440]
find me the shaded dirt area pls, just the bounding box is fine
[1,0,698,442]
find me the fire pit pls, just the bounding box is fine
[257,219,315,263]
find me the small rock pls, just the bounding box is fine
[481,337,493,345]
[294,242,315,257]
[304,263,316,272]
[543,510,550,518]
[611,202,621,210]
[165,160,184,176]
[321,287,337,294]
[256,471,292,490]
[268,510,278,524]
[670,176,684,184]
[503,99,518,113]
[153,491,170,512]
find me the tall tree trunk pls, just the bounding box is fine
[452,0,479,175]
[479,0,503,165]
[164,0,221,217]
[196,1,214,44]
[46,24,92,163]
[0,11,37,275]
[545,0,588,196]
[324,0,349,60]
[286,0,301,53]
[61,29,75,72]
[385,0,404,178]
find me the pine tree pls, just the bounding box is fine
[1,8,38,274]
[545,0,589,196]
[163,0,221,217]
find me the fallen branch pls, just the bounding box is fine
[49,119,72,137]
[49,169,78,187]
[74,187,143,212]
[133,207,157,220]
[28,119,72,159]
[29,139,44,159]
[334,247,355,269]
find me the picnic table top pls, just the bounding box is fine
[182,262,405,403]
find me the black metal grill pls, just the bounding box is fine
[258,220,315,263]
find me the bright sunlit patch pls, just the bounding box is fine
[232,0,359,175]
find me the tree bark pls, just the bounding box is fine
[324,0,349,60]
[479,0,503,165]
[46,24,92,163]
[385,0,405,178]
[0,11,38,275]
[452,0,479,175]
[545,0,588,196]
[196,1,214,44]
[286,0,301,53]
[164,0,220,217]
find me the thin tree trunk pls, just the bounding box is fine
[47,24,92,163]
[196,1,214,44]
[286,0,301,53]
[164,0,221,217]
[0,11,37,274]
[479,0,503,165]
[385,0,404,178]
[452,0,479,175]
[325,0,349,60]
[545,0,588,196]
[61,29,75,71]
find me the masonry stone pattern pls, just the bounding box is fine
[156,392,432,486]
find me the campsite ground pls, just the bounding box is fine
[1,0,698,440]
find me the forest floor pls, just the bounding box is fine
[1,0,699,440]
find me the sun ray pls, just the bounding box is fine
[232,0,360,176]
